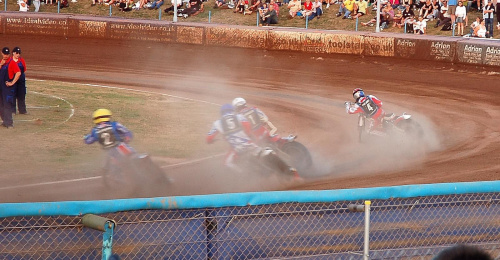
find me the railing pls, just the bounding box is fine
[0,181,499,259]
[4,0,499,39]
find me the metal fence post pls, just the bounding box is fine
[58,1,60,13]
[356,17,359,31]
[173,0,178,22]
[159,7,162,20]
[82,214,117,260]
[364,200,371,260]
[256,12,259,26]
[209,10,211,23]
[109,4,112,16]
[348,201,371,260]
[4,0,6,11]
[404,22,406,33]
[306,15,308,29]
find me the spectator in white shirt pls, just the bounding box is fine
[455,0,466,35]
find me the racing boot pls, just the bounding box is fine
[289,167,304,181]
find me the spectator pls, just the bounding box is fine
[245,0,261,14]
[11,47,27,115]
[165,0,184,13]
[413,15,427,33]
[352,0,368,19]
[269,0,279,14]
[337,0,355,18]
[455,0,466,35]
[178,0,203,18]
[400,0,412,10]
[497,0,500,29]
[308,0,323,19]
[380,3,394,28]
[213,0,225,8]
[388,0,399,9]
[0,47,21,128]
[419,0,433,19]
[416,0,426,9]
[430,0,440,19]
[118,0,134,11]
[434,0,451,27]
[147,0,163,9]
[469,16,481,34]
[393,8,404,26]
[474,18,487,37]
[287,0,301,18]
[261,2,278,25]
[402,4,415,30]
[18,0,28,11]
[302,0,314,17]
[447,0,457,25]
[259,2,269,17]
[483,0,494,37]
[432,244,493,260]
[234,0,247,13]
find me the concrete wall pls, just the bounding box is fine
[1,12,500,67]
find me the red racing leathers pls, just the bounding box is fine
[346,95,385,132]
[237,106,287,147]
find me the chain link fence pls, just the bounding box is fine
[1,192,498,259]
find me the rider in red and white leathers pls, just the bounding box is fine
[232,97,293,147]
[345,88,386,133]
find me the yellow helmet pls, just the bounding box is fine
[92,109,112,124]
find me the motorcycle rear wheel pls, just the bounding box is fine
[280,141,313,172]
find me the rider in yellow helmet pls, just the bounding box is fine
[84,109,135,173]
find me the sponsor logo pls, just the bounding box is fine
[431,42,451,49]
[464,45,482,53]
[397,39,416,48]
[486,47,500,55]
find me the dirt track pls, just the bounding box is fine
[0,34,499,202]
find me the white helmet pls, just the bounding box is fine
[232,97,247,109]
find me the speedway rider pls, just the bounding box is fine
[232,97,294,147]
[345,88,388,135]
[207,104,299,178]
[84,109,136,173]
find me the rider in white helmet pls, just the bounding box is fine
[207,104,298,177]
[232,97,295,147]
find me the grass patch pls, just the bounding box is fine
[0,80,224,181]
[7,0,498,38]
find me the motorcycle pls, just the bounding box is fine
[101,152,172,196]
[258,121,313,174]
[346,101,424,142]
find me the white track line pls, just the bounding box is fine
[0,154,225,191]
[160,153,225,169]
[0,177,102,191]
[2,79,223,190]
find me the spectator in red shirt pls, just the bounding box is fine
[0,47,21,128]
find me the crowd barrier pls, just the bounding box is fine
[1,12,500,67]
[0,181,499,259]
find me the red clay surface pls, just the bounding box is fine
[0,34,499,203]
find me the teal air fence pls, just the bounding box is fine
[0,181,499,259]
